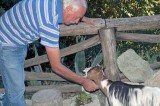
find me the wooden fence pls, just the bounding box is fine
[0,15,160,94]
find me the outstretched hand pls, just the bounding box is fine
[81,16,102,26]
[81,77,99,92]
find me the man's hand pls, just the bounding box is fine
[46,47,98,92]
[81,16,102,26]
[81,78,99,92]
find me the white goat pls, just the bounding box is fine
[83,66,160,106]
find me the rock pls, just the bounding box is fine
[63,96,77,106]
[144,70,160,87]
[117,49,154,82]
[32,89,63,106]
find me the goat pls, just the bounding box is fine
[83,66,160,106]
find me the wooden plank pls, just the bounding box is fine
[60,20,105,36]
[116,32,160,43]
[59,15,160,36]
[0,85,81,94]
[25,35,100,68]
[99,27,120,81]
[105,15,160,31]
[25,71,66,81]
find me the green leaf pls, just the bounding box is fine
[91,51,103,67]
[0,7,5,16]
[74,62,80,74]
[74,51,86,74]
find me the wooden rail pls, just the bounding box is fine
[24,33,160,68]
[24,35,100,68]
[0,84,82,94]
[60,15,160,36]
[0,15,160,93]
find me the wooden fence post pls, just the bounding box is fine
[99,27,120,81]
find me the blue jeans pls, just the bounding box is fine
[0,42,27,106]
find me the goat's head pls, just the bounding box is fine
[83,66,106,84]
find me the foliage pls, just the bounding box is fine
[1,0,20,10]
[91,50,103,67]
[0,0,21,16]
[74,51,86,74]
[86,0,160,18]
[0,7,5,16]
[85,0,160,64]
[76,91,92,105]
[74,50,103,74]
[74,35,103,74]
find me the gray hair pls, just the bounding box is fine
[63,0,87,10]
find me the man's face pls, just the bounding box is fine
[63,5,86,25]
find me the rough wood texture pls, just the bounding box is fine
[105,15,160,31]
[25,71,66,81]
[24,35,100,68]
[60,20,105,36]
[60,15,160,36]
[32,89,63,106]
[0,84,82,94]
[99,27,120,81]
[25,32,160,68]
[116,32,160,43]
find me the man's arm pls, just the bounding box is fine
[45,47,98,92]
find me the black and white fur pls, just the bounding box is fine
[83,66,160,106]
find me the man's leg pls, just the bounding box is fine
[0,45,27,106]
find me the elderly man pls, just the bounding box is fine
[0,0,99,106]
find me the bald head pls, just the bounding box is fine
[63,0,87,11]
[63,0,87,25]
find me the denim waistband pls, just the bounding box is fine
[0,42,28,48]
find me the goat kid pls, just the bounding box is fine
[83,66,160,106]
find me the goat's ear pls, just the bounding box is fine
[96,64,100,67]
[83,67,91,73]
[96,64,103,69]
[100,65,105,71]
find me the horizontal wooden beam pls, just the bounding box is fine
[0,84,82,94]
[25,32,160,68]
[116,32,160,43]
[60,15,160,36]
[24,60,160,81]
[25,35,100,68]
[60,20,105,36]
[105,15,160,31]
[25,71,66,81]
